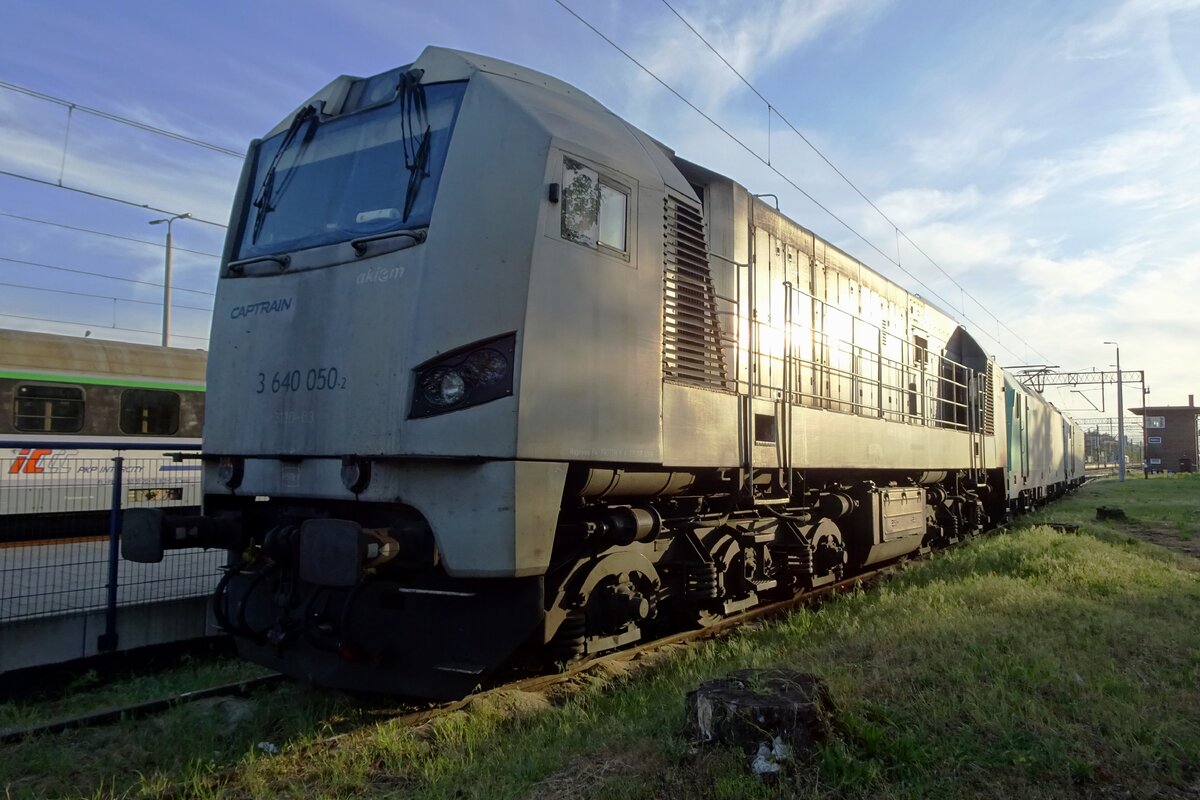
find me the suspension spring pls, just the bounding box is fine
[683,561,719,600]
[776,544,816,577]
[550,611,587,662]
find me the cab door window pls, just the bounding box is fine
[561,156,629,257]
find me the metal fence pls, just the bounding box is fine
[0,444,222,660]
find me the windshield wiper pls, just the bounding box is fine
[404,127,432,222]
[398,70,430,222]
[251,104,320,244]
[351,228,427,256]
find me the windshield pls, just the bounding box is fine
[235,79,467,260]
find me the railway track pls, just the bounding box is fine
[0,673,284,745]
[2,526,1003,747]
[297,553,915,750]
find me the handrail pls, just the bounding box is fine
[732,281,982,433]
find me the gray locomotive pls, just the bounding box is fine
[124,47,1084,698]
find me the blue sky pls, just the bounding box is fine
[2,0,1198,422]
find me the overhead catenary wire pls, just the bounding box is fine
[552,1,975,348]
[0,80,245,159]
[553,0,1041,365]
[0,81,231,338]
[7,18,1039,365]
[0,211,222,259]
[0,255,216,296]
[658,0,1047,364]
[548,3,916,280]
[0,280,213,313]
[0,169,228,229]
[0,311,208,343]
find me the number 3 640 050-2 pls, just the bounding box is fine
[256,367,347,394]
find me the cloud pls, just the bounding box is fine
[905,222,1012,275]
[909,123,1037,175]
[1036,249,1200,402]
[0,93,77,184]
[1000,173,1057,212]
[636,0,893,109]
[0,107,240,228]
[1065,0,1200,60]
[1093,181,1166,207]
[1013,253,1124,299]
[1001,95,1199,213]
[876,186,981,228]
[606,0,1198,407]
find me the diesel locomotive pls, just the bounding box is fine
[124,47,1084,698]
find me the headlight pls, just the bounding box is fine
[422,367,468,408]
[463,349,508,385]
[217,456,245,489]
[410,333,516,418]
[340,457,372,494]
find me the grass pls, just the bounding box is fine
[0,657,385,799]
[1029,472,1200,544]
[0,650,273,732]
[3,475,1199,798]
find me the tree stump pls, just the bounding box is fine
[684,669,835,770]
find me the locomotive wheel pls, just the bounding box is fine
[685,529,759,628]
[543,551,661,659]
[810,525,847,586]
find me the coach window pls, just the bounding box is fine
[561,156,629,256]
[14,384,84,433]
[120,389,180,435]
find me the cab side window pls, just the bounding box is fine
[561,156,629,256]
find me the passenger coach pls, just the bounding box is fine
[1,329,205,538]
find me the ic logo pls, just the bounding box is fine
[8,449,52,474]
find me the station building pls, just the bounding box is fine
[1131,395,1200,473]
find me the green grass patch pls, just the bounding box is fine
[0,658,376,799]
[1030,472,1200,544]
[0,652,272,732]
[5,475,1199,798]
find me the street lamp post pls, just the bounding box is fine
[1142,385,1150,479]
[1104,341,1125,482]
[148,212,191,347]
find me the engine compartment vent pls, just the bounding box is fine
[662,194,729,391]
[982,361,995,435]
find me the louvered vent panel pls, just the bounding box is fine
[663,195,729,390]
[982,361,995,435]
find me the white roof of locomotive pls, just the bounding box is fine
[264,46,696,202]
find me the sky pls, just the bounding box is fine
[2,0,1198,430]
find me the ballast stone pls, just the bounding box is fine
[685,669,835,768]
